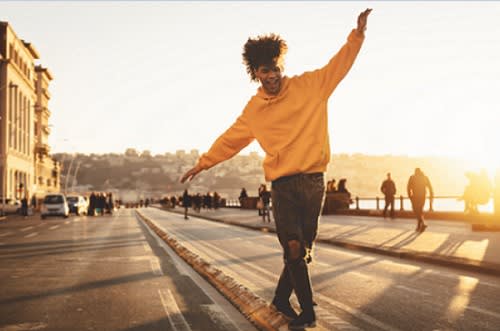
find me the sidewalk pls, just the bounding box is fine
[163,206,500,276]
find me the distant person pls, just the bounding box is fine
[326,179,337,193]
[88,192,96,216]
[407,168,434,232]
[182,189,191,220]
[260,184,272,223]
[179,9,371,329]
[107,193,114,214]
[21,196,28,217]
[337,178,349,194]
[239,188,248,206]
[380,172,396,219]
[170,195,177,209]
[30,194,37,210]
[257,184,265,216]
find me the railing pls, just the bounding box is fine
[224,196,495,214]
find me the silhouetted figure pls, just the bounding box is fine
[193,193,202,212]
[326,179,337,193]
[407,168,433,232]
[21,196,28,217]
[381,172,396,219]
[462,170,493,214]
[179,9,371,330]
[170,195,177,209]
[182,189,191,220]
[107,193,114,214]
[145,198,150,208]
[88,192,96,216]
[260,184,272,222]
[239,188,248,206]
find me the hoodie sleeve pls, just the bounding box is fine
[303,29,365,100]
[196,111,254,170]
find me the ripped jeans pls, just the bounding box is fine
[271,172,325,313]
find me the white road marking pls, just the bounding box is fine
[467,306,500,319]
[64,220,70,225]
[143,243,152,253]
[0,231,13,237]
[20,226,34,232]
[49,225,60,230]
[24,232,38,238]
[200,304,246,331]
[0,322,48,331]
[150,258,163,276]
[395,285,429,296]
[158,289,192,331]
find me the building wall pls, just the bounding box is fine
[0,21,60,203]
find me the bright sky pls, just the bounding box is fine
[1,1,499,172]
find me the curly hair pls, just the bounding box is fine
[242,33,288,82]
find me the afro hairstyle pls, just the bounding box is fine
[242,33,288,82]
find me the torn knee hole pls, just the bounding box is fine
[287,240,301,260]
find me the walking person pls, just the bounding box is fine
[260,184,272,222]
[182,189,191,220]
[180,8,371,330]
[407,168,434,232]
[381,172,396,219]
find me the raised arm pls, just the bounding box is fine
[308,8,372,100]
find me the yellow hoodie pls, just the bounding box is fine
[197,29,365,182]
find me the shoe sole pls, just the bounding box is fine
[288,321,316,330]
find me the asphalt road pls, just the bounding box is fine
[141,208,500,331]
[0,209,257,331]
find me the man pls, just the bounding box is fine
[381,172,396,219]
[407,168,434,232]
[181,8,371,330]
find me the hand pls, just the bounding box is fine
[356,8,372,35]
[180,165,203,183]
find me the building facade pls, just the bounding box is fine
[0,21,60,206]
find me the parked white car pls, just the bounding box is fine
[41,194,69,219]
[66,195,88,215]
[0,198,21,215]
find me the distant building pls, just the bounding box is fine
[176,150,186,158]
[0,21,60,203]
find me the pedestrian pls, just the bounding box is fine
[407,168,434,232]
[239,187,248,207]
[182,189,191,220]
[260,184,272,222]
[180,9,371,330]
[381,172,396,219]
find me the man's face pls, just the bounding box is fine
[254,64,282,96]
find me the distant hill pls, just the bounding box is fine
[52,151,478,200]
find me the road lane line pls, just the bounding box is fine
[143,243,152,253]
[20,226,35,232]
[24,232,38,238]
[49,225,60,230]
[0,231,13,237]
[467,306,500,319]
[158,289,192,331]
[395,285,429,296]
[150,258,163,276]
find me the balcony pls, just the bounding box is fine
[35,142,50,156]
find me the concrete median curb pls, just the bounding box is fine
[161,207,500,277]
[135,210,290,331]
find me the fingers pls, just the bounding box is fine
[180,166,201,183]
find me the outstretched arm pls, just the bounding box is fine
[180,112,254,183]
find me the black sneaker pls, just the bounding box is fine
[288,311,316,330]
[271,298,298,319]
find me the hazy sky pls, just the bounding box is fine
[1,1,499,171]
